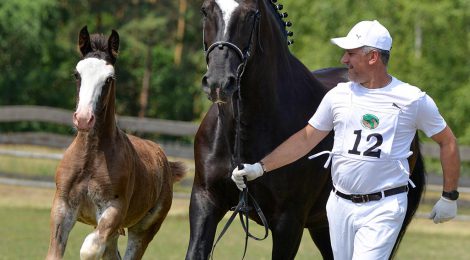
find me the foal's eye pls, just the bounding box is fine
[105,77,113,84]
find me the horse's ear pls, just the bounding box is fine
[78,26,92,57]
[108,29,119,64]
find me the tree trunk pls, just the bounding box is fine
[138,45,152,118]
[174,0,187,66]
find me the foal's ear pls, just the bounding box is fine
[78,26,92,57]
[108,29,119,64]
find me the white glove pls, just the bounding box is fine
[231,163,264,190]
[429,196,457,224]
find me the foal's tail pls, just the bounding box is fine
[390,133,426,259]
[169,161,187,183]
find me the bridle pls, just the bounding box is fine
[204,9,269,260]
[204,10,260,67]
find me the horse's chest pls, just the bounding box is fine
[75,180,117,225]
[85,167,130,206]
[74,166,128,216]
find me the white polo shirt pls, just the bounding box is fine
[309,77,446,194]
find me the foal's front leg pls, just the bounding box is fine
[80,205,123,260]
[47,196,78,260]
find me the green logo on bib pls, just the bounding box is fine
[361,114,379,129]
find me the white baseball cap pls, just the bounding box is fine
[331,20,392,51]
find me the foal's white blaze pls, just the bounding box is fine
[215,0,239,36]
[74,58,114,129]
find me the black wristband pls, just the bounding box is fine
[442,190,459,200]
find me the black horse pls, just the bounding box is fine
[186,1,425,259]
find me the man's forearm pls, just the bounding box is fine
[261,125,330,173]
[440,138,460,192]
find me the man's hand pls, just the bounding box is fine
[429,197,457,223]
[231,163,264,190]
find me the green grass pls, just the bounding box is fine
[1,145,470,259]
[2,207,470,260]
[0,145,62,179]
[0,144,195,193]
[1,184,469,260]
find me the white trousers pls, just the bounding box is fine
[326,190,407,260]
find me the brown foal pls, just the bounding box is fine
[46,26,186,260]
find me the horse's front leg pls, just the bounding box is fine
[46,196,78,260]
[185,187,227,260]
[80,205,123,260]
[270,213,306,260]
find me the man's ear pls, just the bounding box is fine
[368,50,380,65]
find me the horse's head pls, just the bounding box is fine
[73,26,119,132]
[201,0,262,104]
[201,0,293,104]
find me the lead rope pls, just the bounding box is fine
[209,29,269,259]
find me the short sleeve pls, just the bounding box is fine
[308,91,334,131]
[416,94,447,137]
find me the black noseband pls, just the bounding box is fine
[205,41,244,65]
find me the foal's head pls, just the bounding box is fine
[201,0,292,104]
[73,26,119,132]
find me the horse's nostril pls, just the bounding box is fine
[201,76,210,94]
[88,114,95,126]
[227,76,236,88]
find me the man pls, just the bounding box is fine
[231,20,460,259]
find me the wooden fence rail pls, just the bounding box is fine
[0,105,197,159]
[0,105,199,136]
[1,105,470,161]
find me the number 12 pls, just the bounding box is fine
[348,130,383,158]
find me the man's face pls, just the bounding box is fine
[340,47,372,85]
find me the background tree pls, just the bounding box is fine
[0,0,468,145]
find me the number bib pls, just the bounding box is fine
[340,102,400,161]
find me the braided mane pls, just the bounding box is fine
[266,0,294,45]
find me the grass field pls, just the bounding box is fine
[1,144,470,259]
[0,184,469,260]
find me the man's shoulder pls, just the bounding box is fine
[391,77,422,93]
[390,78,425,103]
[330,81,352,94]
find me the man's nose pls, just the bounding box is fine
[340,53,349,65]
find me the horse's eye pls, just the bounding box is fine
[201,7,207,17]
[73,71,81,81]
[248,10,258,20]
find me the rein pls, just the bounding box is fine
[205,10,270,260]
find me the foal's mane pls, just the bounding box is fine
[90,34,108,52]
